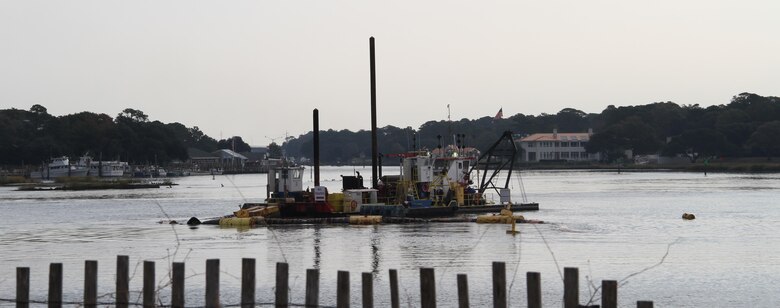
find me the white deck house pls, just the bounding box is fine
[518,129,600,162]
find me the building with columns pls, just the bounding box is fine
[518,129,601,162]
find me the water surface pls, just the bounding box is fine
[1,167,778,307]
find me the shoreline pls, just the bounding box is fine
[3,161,780,186]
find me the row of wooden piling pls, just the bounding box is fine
[10,255,655,307]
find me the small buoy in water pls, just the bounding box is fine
[682,213,696,220]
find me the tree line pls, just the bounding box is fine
[283,92,780,164]
[0,106,252,165]
[2,92,777,166]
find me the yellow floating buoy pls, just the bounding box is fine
[475,215,525,224]
[349,215,382,225]
[682,213,696,220]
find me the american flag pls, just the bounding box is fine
[494,108,503,120]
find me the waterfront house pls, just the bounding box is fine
[518,129,601,162]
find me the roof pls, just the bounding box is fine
[213,149,248,160]
[519,133,591,142]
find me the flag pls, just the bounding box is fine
[494,108,503,120]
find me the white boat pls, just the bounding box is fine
[30,157,89,179]
[77,156,127,177]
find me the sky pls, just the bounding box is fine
[1,1,778,146]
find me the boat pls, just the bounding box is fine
[373,130,539,215]
[77,156,127,177]
[29,156,89,179]
[232,38,537,222]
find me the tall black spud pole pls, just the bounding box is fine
[370,37,379,189]
[313,108,320,187]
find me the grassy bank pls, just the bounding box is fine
[0,175,32,185]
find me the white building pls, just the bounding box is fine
[518,129,601,162]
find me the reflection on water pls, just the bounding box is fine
[0,169,779,307]
[313,226,322,269]
[370,226,381,275]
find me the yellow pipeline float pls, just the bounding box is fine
[218,217,264,227]
[349,215,382,225]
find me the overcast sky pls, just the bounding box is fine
[1,1,778,146]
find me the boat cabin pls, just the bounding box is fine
[267,165,305,198]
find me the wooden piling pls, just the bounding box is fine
[305,269,320,307]
[602,280,617,308]
[1,257,667,307]
[492,262,506,308]
[275,262,289,307]
[526,272,542,308]
[172,262,185,308]
[143,261,155,308]
[563,267,579,308]
[337,270,350,308]
[17,267,29,308]
[241,258,255,308]
[389,269,400,308]
[457,274,469,308]
[48,263,62,308]
[84,260,98,308]
[420,267,436,308]
[362,272,374,308]
[116,256,129,308]
[206,259,220,308]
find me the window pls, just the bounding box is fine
[571,152,579,159]
[561,152,570,159]
[561,142,568,147]
[527,142,534,148]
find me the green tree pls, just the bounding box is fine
[117,108,149,123]
[217,136,251,152]
[747,121,780,160]
[586,117,662,162]
[268,142,283,159]
[664,128,732,162]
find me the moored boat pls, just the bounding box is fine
[29,157,89,179]
[77,156,127,177]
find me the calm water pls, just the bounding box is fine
[1,166,779,307]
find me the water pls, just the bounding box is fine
[1,166,779,307]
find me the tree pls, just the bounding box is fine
[30,104,48,115]
[217,136,251,153]
[664,128,732,162]
[117,108,149,123]
[268,142,283,159]
[747,121,780,160]
[585,117,662,162]
[555,108,590,132]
